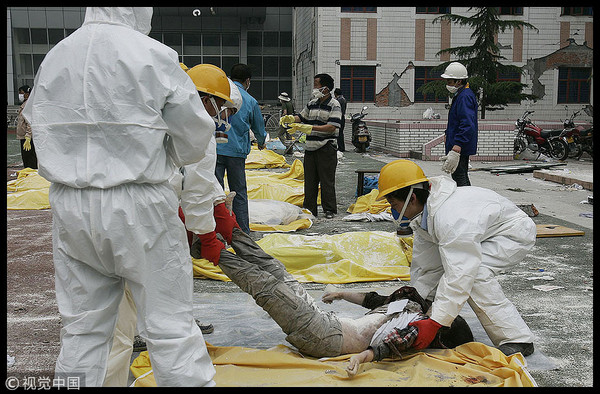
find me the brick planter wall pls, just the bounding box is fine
[361,120,568,161]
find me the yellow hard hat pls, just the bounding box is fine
[376,159,429,200]
[179,62,189,72]
[186,64,234,105]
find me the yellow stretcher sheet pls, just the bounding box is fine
[242,159,317,206]
[7,168,51,210]
[347,189,391,214]
[193,230,412,283]
[245,146,291,169]
[130,342,536,387]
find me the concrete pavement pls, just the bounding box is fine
[5,146,593,387]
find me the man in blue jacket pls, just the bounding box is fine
[215,63,267,234]
[440,62,478,186]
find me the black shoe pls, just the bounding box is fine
[498,342,534,357]
[325,212,335,219]
[195,320,214,334]
[133,335,147,352]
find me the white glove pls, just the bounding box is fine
[441,150,461,174]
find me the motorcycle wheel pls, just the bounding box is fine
[568,143,583,159]
[354,142,367,153]
[513,138,527,158]
[548,138,569,161]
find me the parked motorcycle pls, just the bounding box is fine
[576,126,593,159]
[560,111,581,158]
[351,106,371,153]
[513,110,569,161]
[558,110,593,159]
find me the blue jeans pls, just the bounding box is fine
[215,155,250,234]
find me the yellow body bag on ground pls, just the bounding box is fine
[245,146,291,169]
[193,230,411,283]
[130,342,536,387]
[7,168,51,210]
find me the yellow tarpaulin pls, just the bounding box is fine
[129,342,536,387]
[347,189,391,214]
[245,146,291,169]
[7,168,51,210]
[242,159,317,206]
[193,230,412,283]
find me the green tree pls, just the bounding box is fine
[417,7,539,118]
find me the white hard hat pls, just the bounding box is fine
[441,62,468,79]
[225,78,243,112]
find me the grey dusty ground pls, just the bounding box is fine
[6,143,593,387]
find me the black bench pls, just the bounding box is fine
[355,169,381,197]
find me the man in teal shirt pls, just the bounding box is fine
[215,63,267,234]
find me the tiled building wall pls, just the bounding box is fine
[304,7,593,124]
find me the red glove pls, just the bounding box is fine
[213,203,240,244]
[408,318,443,350]
[197,231,225,266]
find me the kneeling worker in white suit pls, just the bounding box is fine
[23,7,217,386]
[376,160,536,357]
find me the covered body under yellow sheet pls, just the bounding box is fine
[130,342,536,387]
[193,230,412,283]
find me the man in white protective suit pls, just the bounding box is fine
[376,159,536,357]
[22,7,217,386]
[103,64,244,387]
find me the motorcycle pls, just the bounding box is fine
[558,109,594,160]
[351,106,371,153]
[558,110,585,158]
[576,125,593,159]
[513,110,569,161]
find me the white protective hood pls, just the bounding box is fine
[22,7,215,189]
[83,7,153,35]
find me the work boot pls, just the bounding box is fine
[133,321,214,351]
[498,342,534,357]
[195,319,214,334]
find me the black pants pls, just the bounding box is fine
[337,123,346,152]
[303,141,337,216]
[20,139,38,169]
[452,154,471,186]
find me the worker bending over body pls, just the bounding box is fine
[377,160,536,357]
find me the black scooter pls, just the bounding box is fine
[351,106,371,153]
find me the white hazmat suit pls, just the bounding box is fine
[22,7,217,386]
[409,176,535,346]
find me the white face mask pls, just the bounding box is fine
[446,85,459,94]
[312,87,328,99]
[18,94,25,103]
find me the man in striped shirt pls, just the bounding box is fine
[280,73,343,219]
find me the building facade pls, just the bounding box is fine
[6,7,593,159]
[293,7,593,123]
[7,7,293,106]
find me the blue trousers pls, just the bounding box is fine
[215,155,250,234]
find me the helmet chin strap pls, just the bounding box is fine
[393,185,415,230]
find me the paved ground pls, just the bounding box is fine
[5,140,593,387]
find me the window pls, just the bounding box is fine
[416,7,451,14]
[30,28,48,45]
[561,7,593,16]
[414,66,445,103]
[496,7,523,16]
[340,66,376,103]
[48,29,65,45]
[558,67,591,104]
[497,70,522,104]
[341,7,377,13]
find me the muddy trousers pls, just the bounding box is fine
[218,228,343,357]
